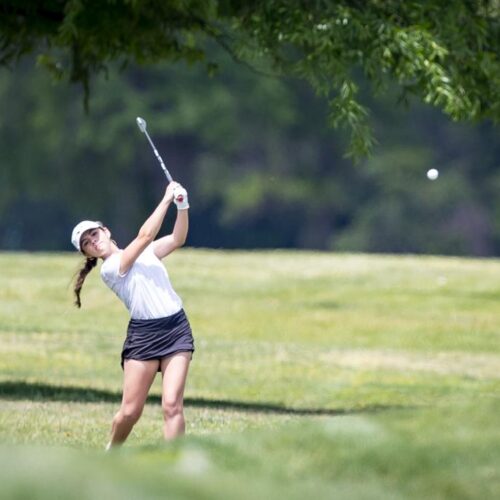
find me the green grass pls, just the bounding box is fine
[0,249,499,499]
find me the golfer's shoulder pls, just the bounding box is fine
[100,251,122,280]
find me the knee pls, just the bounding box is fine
[162,398,183,420]
[116,404,143,425]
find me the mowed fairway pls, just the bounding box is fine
[0,250,499,499]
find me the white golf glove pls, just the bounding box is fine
[173,185,189,210]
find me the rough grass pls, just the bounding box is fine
[0,250,499,499]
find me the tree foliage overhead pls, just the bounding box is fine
[1,0,499,156]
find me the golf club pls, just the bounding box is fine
[136,117,173,183]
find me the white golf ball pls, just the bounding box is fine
[427,168,439,180]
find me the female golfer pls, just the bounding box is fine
[71,181,193,449]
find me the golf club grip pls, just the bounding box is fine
[164,169,184,201]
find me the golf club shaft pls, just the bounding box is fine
[143,130,173,183]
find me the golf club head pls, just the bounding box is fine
[136,117,147,133]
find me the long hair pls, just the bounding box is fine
[74,257,98,308]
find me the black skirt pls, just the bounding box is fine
[121,309,194,371]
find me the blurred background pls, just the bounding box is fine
[1,48,499,256]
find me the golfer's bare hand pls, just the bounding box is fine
[165,182,180,203]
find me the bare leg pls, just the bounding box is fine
[160,352,192,440]
[107,359,159,449]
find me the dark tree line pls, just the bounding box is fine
[0,51,499,255]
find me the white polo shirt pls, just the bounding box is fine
[100,244,183,320]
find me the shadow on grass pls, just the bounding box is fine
[0,380,408,417]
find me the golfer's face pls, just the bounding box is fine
[81,228,108,257]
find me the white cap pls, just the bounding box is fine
[71,220,102,251]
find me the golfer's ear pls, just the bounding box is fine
[103,227,111,238]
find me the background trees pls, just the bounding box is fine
[0,48,499,255]
[0,2,499,254]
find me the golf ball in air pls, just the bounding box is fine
[427,168,439,180]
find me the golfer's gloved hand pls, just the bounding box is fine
[173,185,189,210]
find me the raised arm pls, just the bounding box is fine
[119,182,177,275]
[153,185,189,259]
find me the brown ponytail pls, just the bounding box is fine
[74,257,98,308]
